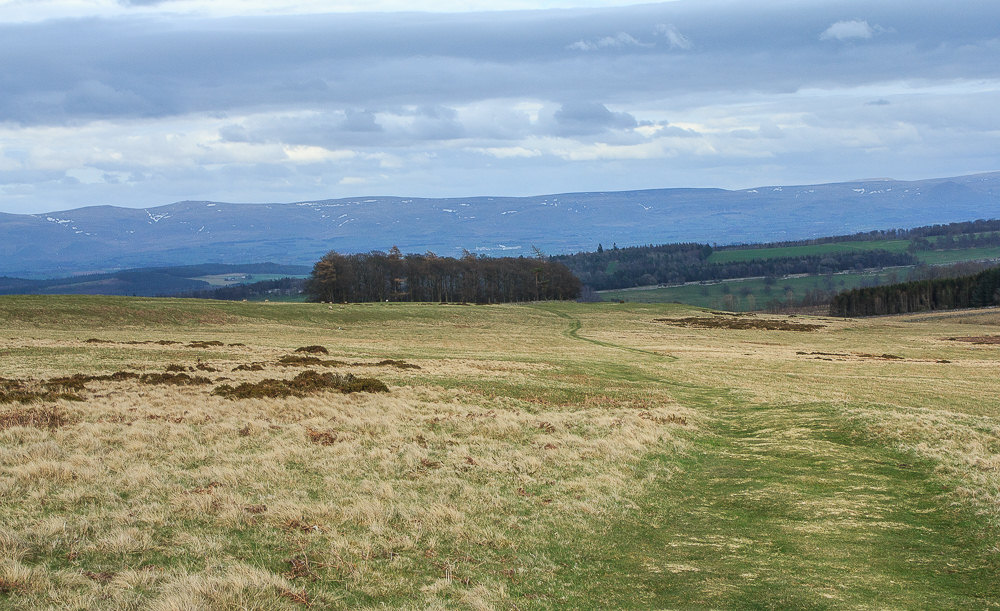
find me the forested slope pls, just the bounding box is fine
[830,267,1000,316]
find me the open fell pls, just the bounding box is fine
[1,296,999,608]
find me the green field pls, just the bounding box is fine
[708,239,912,264]
[913,246,1000,265]
[709,240,1000,267]
[193,273,310,287]
[2,296,1000,608]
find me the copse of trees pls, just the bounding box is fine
[829,266,1000,317]
[305,247,581,303]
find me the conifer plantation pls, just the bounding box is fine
[830,266,1000,316]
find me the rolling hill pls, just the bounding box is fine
[0,263,310,297]
[2,172,999,276]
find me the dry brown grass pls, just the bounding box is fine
[2,297,998,607]
[0,376,687,607]
[0,299,692,608]
[0,404,70,431]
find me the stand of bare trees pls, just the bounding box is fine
[306,247,581,303]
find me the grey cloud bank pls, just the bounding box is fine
[1,0,998,213]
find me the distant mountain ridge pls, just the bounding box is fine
[2,172,999,276]
[0,263,311,297]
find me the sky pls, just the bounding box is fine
[1,0,999,214]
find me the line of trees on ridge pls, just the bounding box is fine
[306,247,580,303]
[907,231,1000,252]
[829,266,1000,317]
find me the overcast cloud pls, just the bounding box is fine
[1,0,998,213]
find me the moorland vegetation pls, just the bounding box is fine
[1,296,999,607]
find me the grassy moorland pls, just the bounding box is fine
[1,296,999,608]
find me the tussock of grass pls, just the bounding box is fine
[212,370,388,399]
[187,340,224,348]
[86,338,180,345]
[373,359,421,369]
[306,428,339,445]
[279,353,420,370]
[0,378,83,404]
[294,345,329,354]
[638,410,688,425]
[276,354,346,367]
[139,373,212,386]
[796,351,907,361]
[0,404,69,430]
[949,335,1000,344]
[42,374,94,391]
[40,371,142,388]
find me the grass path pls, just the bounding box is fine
[536,307,1000,608]
[584,404,1000,608]
[529,303,679,361]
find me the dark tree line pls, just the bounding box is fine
[829,266,1000,317]
[305,248,580,303]
[551,243,711,290]
[908,231,1000,252]
[553,244,915,291]
[904,219,1000,239]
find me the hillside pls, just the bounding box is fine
[579,220,1000,311]
[0,263,310,297]
[2,172,999,276]
[1,297,998,607]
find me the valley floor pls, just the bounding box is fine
[1,296,998,608]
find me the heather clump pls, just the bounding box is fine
[212,370,388,399]
[294,345,329,354]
